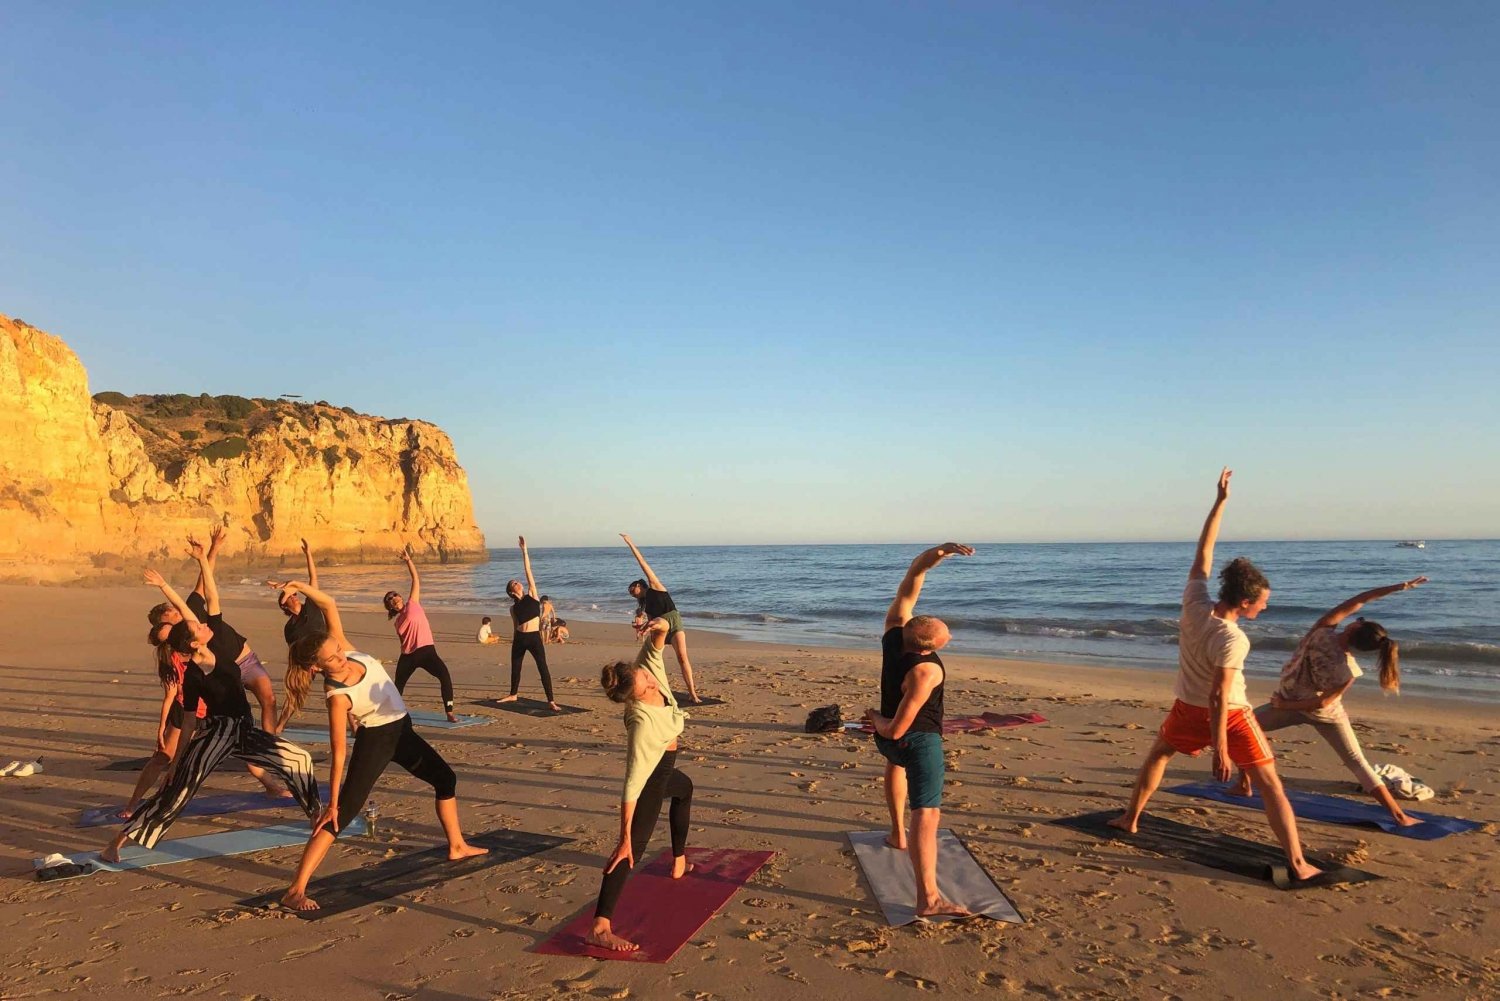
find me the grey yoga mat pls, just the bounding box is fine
[279,710,493,743]
[848,829,1024,926]
[52,816,367,877]
[477,698,589,717]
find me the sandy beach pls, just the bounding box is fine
[0,583,1495,1000]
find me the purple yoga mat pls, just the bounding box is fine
[535,847,774,963]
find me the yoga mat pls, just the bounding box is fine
[673,693,726,707]
[535,847,774,963]
[1167,781,1486,841]
[238,828,572,919]
[47,816,367,879]
[478,698,589,717]
[76,788,325,828]
[277,710,492,744]
[848,829,1024,926]
[278,726,329,744]
[845,712,1048,736]
[1052,810,1380,889]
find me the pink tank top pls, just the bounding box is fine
[394,600,434,654]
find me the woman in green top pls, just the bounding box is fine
[586,616,695,953]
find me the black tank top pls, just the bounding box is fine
[879,627,944,734]
[642,588,676,617]
[512,595,541,623]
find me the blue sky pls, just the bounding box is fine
[2,2,1495,545]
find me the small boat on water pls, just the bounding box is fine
[1396,540,1426,549]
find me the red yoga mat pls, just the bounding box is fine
[854,711,1048,735]
[535,847,774,963]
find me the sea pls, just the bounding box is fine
[241,540,1499,702]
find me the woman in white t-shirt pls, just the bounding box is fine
[1231,576,1428,826]
[272,581,488,911]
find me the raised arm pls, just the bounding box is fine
[144,568,199,625]
[519,536,538,596]
[272,581,350,651]
[1191,468,1233,581]
[620,534,664,590]
[1314,576,1428,629]
[884,543,975,630]
[301,538,318,590]
[190,540,221,616]
[401,547,421,605]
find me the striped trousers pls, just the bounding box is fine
[123,715,320,850]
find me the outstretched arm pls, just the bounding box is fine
[1314,576,1428,629]
[401,547,420,605]
[884,543,975,630]
[271,581,350,652]
[301,538,318,590]
[144,569,199,625]
[188,523,226,600]
[1191,468,1233,582]
[620,534,664,590]
[519,536,538,596]
[190,540,221,616]
[635,616,670,650]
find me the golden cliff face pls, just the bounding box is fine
[0,313,486,579]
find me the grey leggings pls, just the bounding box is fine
[1251,703,1381,792]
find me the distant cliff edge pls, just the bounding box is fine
[0,312,487,580]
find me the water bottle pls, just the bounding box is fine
[364,800,379,840]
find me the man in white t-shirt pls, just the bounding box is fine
[1110,469,1322,884]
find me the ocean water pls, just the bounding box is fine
[253,540,1500,701]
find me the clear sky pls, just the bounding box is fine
[2,2,1495,546]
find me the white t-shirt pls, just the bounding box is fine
[477,622,492,643]
[324,652,408,728]
[1174,579,1251,710]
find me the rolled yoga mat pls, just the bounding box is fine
[535,848,774,963]
[1051,810,1380,890]
[47,816,367,879]
[1166,781,1485,841]
[238,828,572,919]
[476,698,589,717]
[76,787,327,828]
[848,829,1024,926]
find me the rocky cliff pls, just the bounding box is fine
[0,312,486,579]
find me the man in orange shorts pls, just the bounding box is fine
[1110,469,1321,884]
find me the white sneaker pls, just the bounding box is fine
[11,759,42,777]
[0,761,21,777]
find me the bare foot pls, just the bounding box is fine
[264,788,294,800]
[495,695,520,704]
[688,693,702,705]
[114,806,137,821]
[884,834,907,850]
[1291,860,1323,882]
[446,711,459,723]
[671,856,694,879]
[1394,814,1422,827]
[100,844,123,864]
[586,927,639,953]
[915,897,972,919]
[449,842,489,861]
[280,890,321,912]
[1106,814,1139,835]
[1227,777,1252,797]
[548,702,562,712]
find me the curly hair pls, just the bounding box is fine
[1218,557,1269,607]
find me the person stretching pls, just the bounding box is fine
[279,538,327,648]
[383,548,458,722]
[864,543,974,920]
[587,616,694,952]
[116,635,210,820]
[621,533,701,704]
[1229,576,1430,826]
[103,549,319,862]
[1110,469,1321,884]
[495,537,560,711]
[274,581,487,911]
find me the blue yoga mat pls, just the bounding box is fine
[279,710,492,743]
[75,787,328,828]
[59,816,367,874]
[1167,782,1485,841]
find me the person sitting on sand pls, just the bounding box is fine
[550,619,570,644]
[621,533,702,704]
[1229,575,1430,826]
[103,547,321,862]
[383,548,459,722]
[495,536,561,711]
[864,542,975,920]
[273,580,487,911]
[476,616,500,645]
[1110,469,1323,884]
[279,538,327,648]
[586,616,694,952]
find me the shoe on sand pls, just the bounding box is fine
[11,759,43,777]
[0,761,21,777]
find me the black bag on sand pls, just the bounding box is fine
[36,862,93,882]
[805,705,843,733]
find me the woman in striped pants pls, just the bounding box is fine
[102,547,319,862]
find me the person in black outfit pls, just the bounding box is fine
[621,533,701,703]
[495,536,560,711]
[278,538,328,648]
[863,543,974,919]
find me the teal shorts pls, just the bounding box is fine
[874,731,945,809]
[662,609,685,641]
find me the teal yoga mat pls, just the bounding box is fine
[54,817,366,876]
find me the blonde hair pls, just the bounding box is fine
[600,660,639,703]
[277,629,330,730]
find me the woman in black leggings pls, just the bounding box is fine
[274,580,486,911]
[587,617,694,953]
[383,548,458,722]
[495,536,560,711]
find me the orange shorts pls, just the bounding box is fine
[1158,700,1273,768]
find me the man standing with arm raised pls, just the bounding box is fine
[864,542,975,919]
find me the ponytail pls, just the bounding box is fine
[154,642,178,690]
[600,660,638,704]
[278,629,330,730]
[1347,618,1400,694]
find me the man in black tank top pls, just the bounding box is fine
[864,542,974,920]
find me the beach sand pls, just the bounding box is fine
[0,584,1495,999]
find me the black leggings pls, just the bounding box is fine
[510,631,555,702]
[395,645,455,712]
[335,715,456,833]
[595,750,692,920]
